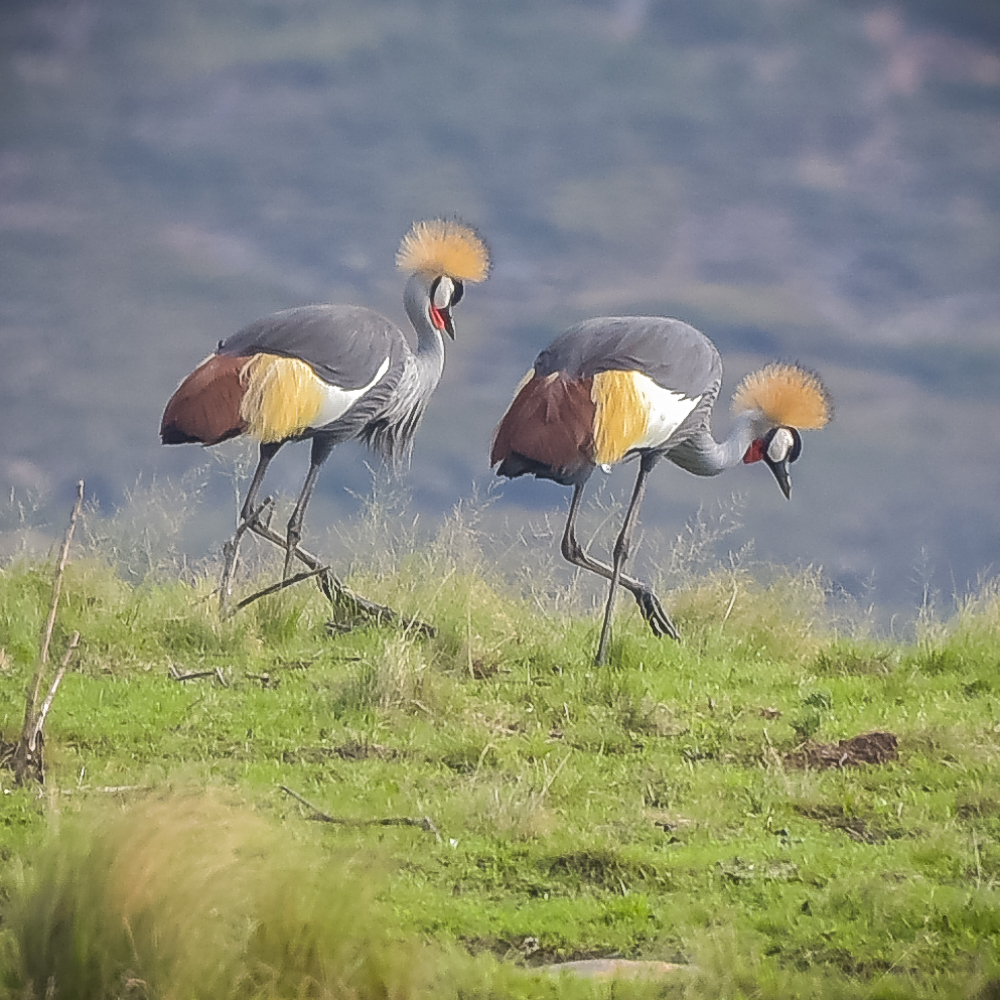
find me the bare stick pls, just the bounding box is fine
[22,482,84,738]
[30,632,80,752]
[58,785,152,796]
[242,518,435,636]
[219,496,275,614]
[169,667,225,683]
[278,785,441,842]
[227,566,329,615]
[245,518,331,572]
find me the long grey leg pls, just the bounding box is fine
[282,435,334,579]
[595,454,655,665]
[560,469,679,652]
[240,441,283,522]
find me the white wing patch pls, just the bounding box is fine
[631,373,701,450]
[312,356,390,429]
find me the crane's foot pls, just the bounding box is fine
[634,589,680,641]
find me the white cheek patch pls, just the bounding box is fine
[767,427,795,463]
[312,356,390,428]
[433,277,454,309]
[631,373,701,450]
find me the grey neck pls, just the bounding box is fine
[665,408,764,477]
[403,273,446,381]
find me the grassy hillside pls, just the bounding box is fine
[0,495,998,998]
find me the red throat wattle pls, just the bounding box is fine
[743,438,766,464]
[429,305,447,331]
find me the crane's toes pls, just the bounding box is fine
[635,590,680,641]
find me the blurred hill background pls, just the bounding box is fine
[2,0,998,623]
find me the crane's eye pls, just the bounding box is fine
[451,280,464,307]
[432,276,455,310]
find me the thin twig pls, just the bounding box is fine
[219,497,275,613]
[24,482,84,733]
[229,566,329,614]
[721,580,739,626]
[278,785,441,842]
[240,518,435,636]
[59,785,153,796]
[246,516,324,570]
[169,667,225,683]
[13,485,84,785]
[30,632,79,751]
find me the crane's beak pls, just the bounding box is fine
[765,456,792,499]
[443,310,455,339]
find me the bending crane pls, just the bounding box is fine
[161,218,490,591]
[491,316,831,664]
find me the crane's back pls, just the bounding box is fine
[492,316,724,485]
[537,316,722,399]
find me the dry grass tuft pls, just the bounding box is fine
[2,792,429,1000]
[669,565,831,661]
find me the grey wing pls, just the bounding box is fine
[536,316,722,400]
[218,304,404,389]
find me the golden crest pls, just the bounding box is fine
[395,218,491,282]
[731,362,832,430]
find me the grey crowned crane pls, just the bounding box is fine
[161,218,490,591]
[490,316,832,664]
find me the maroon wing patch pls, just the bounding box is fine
[160,354,250,446]
[490,374,596,485]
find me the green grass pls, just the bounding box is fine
[0,501,998,998]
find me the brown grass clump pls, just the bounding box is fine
[1,792,429,1000]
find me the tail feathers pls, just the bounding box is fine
[160,354,249,446]
[490,374,596,486]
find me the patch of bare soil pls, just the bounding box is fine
[785,730,898,769]
[793,802,906,844]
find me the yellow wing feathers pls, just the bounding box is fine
[731,362,832,430]
[396,219,491,282]
[240,355,324,443]
[591,370,649,466]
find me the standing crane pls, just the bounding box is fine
[161,218,490,599]
[490,316,831,665]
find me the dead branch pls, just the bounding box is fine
[226,513,435,636]
[13,482,84,785]
[31,632,80,752]
[219,496,275,614]
[23,481,84,730]
[168,666,228,686]
[278,784,441,842]
[59,785,153,796]
[228,565,329,614]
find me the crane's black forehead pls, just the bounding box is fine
[534,316,722,399]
